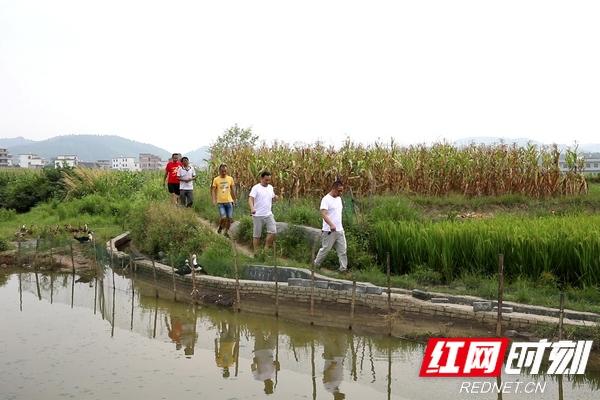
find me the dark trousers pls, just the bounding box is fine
[180,190,194,207]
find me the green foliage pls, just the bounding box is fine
[0,238,9,252]
[129,201,235,274]
[373,214,600,287]
[0,167,67,212]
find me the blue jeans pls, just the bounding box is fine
[218,202,234,219]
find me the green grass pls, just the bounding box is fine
[373,214,600,286]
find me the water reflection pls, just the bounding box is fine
[322,335,347,399]
[2,269,600,400]
[251,324,279,394]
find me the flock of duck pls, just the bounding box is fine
[15,223,94,243]
[15,223,202,276]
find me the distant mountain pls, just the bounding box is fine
[5,135,171,161]
[185,146,210,167]
[0,136,35,148]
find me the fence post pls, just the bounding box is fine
[349,278,356,330]
[33,237,39,270]
[151,259,159,298]
[386,252,392,336]
[496,254,505,337]
[231,241,241,312]
[309,237,318,324]
[170,256,177,301]
[274,241,279,317]
[70,243,76,274]
[558,292,565,340]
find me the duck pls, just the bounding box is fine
[74,232,94,243]
[192,254,202,272]
[175,259,192,276]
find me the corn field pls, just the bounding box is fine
[373,215,600,287]
[209,141,587,198]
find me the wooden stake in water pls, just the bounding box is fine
[496,254,505,337]
[33,237,39,270]
[386,252,392,336]
[111,275,116,338]
[231,241,241,312]
[170,256,177,301]
[18,272,23,312]
[349,278,356,330]
[71,269,75,309]
[310,238,317,324]
[151,259,159,298]
[559,292,565,340]
[274,242,279,318]
[70,243,75,274]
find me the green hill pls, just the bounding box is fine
[5,135,171,161]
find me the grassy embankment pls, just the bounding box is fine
[2,138,600,316]
[196,137,600,314]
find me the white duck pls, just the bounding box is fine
[192,254,202,272]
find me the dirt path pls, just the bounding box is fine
[196,216,254,258]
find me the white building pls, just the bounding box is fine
[559,157,600,173]
[16,154,46,168]
[54,155,79,168]
[111,157,140,171]
[0,148,9,167]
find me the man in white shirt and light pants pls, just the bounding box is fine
[313,181,347,272]
[248,171,278,253]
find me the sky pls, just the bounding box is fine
[0,0,599,153]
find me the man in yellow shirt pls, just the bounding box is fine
[211,164,237,236]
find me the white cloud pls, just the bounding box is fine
[1,0,599,152]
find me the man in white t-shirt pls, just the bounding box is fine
[313,181,347,272]
[248,171,278,253]
[177,157,196,208]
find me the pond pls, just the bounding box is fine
[0,268,599,400]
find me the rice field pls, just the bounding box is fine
[210,141,587,198]
[373,214,600,287]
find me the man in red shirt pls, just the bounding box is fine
[164,153,182,204]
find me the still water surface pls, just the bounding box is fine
[0,269,598,400]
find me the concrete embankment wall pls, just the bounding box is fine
[107,233,597,336]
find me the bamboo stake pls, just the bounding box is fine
[387,345,392,400]
[274,242,279,317]
[130,280,135,330]
[71,269,75,309]
[170,256,177,301]
[558,292,565,340]
[349,278,356,330]
[152,298,158,338]
[231,241,241,312]
[33,237,39,270]
[50,274,54,304]
[70,243,75,274]
[93,277,97,315]
[34,271,41,301]
[496,254,505,337]
[18,272,23,312]
[151,259,159,298]
[386,252,392,336]
[310,339,316,400]
[310,237,317,324]
[111,275,116,338]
